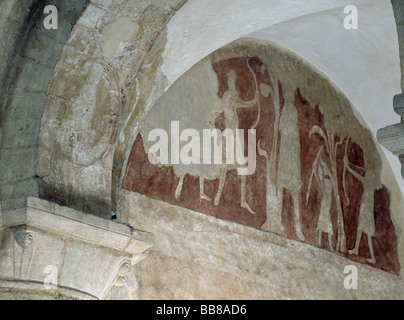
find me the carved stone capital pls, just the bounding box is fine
[0,197,153,300]
[393,93,404,117]
[377,122,404,156]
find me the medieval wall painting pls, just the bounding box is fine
[122,44,400,275]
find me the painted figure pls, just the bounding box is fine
[344,146,376,264]
[314,157,334,250]
[213,69,259,214]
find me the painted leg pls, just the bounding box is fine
[175,176,184,200]
[328,233,333,251]
[349,231,362,256]
[341,232,347,253]
[293,193,305,241]
[339,215,347,253]
[199,177,211,201]
[336,224,341,252]
[214,169,227,206]
[240,175,255,214]
[366,235,376,264]
[317,230,322,247]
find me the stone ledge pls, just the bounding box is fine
[377,122,404,156]
[0,197,154,300]
[0,279,98,300]
[393,93,404,117]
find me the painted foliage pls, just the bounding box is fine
[122,46,399,275]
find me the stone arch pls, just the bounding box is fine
[36,0,189,218]
[0,0,89,212]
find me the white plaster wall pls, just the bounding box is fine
[161,0,404,194]
[162,0,369,86]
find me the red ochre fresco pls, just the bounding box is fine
[295,88,399,274]
[122,57,400,275]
